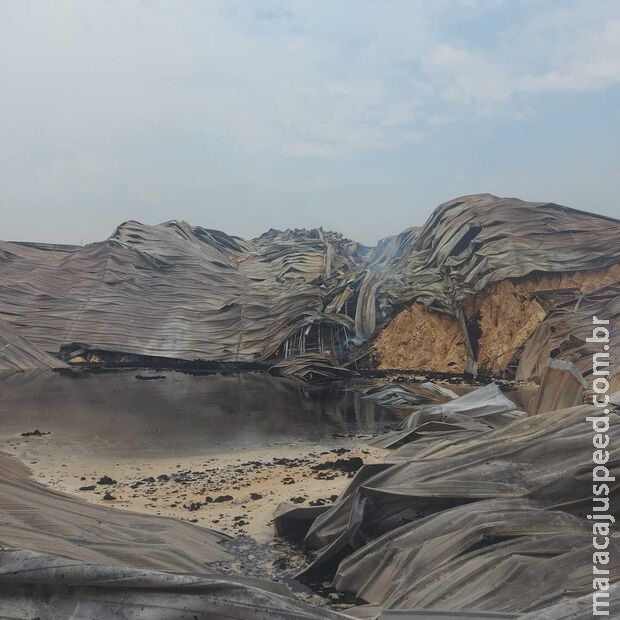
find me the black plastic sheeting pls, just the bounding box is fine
[516,282,620,382]
[367,383,522,450]
[275,388,620,618]
[0,549,348,620]
[0,223,365,365]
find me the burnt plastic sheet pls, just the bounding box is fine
[519,584,620,619]
[0,453,350,619]
[0,549,349,620]
[368,194,620,315]
[528,358,587,415]
[332,498,591,604]
[283,400,619,617]
[347,381,458,410]
[0,451,232,573]
[365,195,620,376]
[359,384,432,407]
[0,319,68,370]
[0,224,367,364]
[516,283,620,382]
[368,384,522,449]
[350,535,619,617]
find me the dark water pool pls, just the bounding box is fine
[0,369,399,457]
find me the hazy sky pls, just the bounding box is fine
[1,0,619,246]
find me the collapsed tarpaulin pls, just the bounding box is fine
[368,383,522,449]
[276,394,619,618]
[0,451,231,572]
[368,194,620,316]
[520,584,620,619]
[0,224,367,365]
[516,283,620,382]
[333,499,601,612]
[0,318,68,370]
[528,358,587,415]
[360,384,431,407]
[0,549,349,620]
[359,533,619,618]
[368,195,620,377]
[356,381,458,408]
[1,194,618,379]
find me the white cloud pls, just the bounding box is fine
[422,44,514,106]
[420,5,620,114]
[519,19,620,93]
[1,0,618,163]
[0,0,619,245]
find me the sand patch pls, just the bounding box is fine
[3,433,386,543]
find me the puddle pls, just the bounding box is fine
[0,369,400,457]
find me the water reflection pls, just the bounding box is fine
[0,370,398,458]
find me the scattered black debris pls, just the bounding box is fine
[311,457,363,474]
[314,471,337,481]
[213,495,233,503]
[213,536,363,611]
[135,374,166,380]
[102,492,116,501]
[20,429,50,437]
[309,495,339,506]
[272,457,310,467]
[78,485,96,491]
[97,475,117,485]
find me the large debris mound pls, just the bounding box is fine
[0,222,366,365]
[369,194,620,379]
[1,193,618,378]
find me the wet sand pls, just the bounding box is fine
[2,431,386,542]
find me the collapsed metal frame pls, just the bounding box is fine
[282,322,350,362]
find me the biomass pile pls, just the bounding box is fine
[368,194,620,379]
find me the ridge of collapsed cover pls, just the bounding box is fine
[0,318,68,370]
[274,386,620,618]
[0,222,366,366]
[367,194,620,379]
[1,193,619,379]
